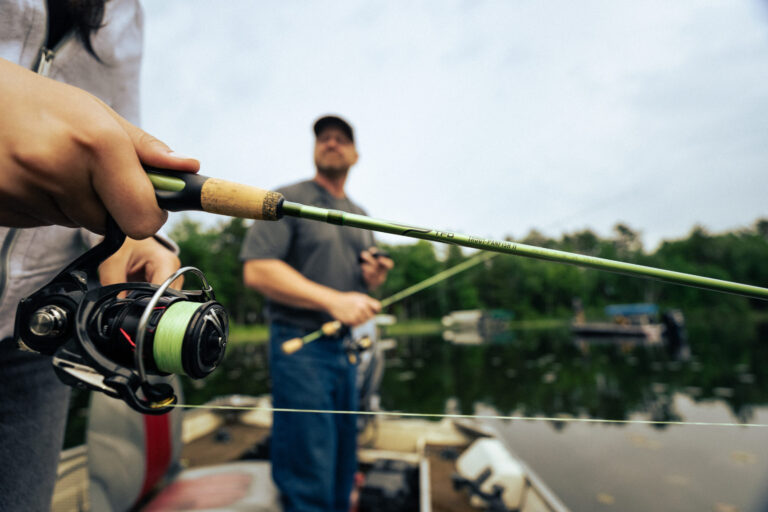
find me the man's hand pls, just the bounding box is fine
[326,291,381,327]
[244,258,383,326]
[99,237,182,288]
[0,57,199,239]
[360,247,394,290]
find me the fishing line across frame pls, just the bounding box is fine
[171,403,768,429]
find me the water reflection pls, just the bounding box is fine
[374,318,768,512]
[379,319,767,427]
[168,316,768,428]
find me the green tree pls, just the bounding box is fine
[378,241,442,318]
[171,217,264,324]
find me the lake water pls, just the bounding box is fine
[65,314,768,511]
[374,319,768,511]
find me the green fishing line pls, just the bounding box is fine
[154,301,200,375]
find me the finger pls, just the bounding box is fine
[143,255,182,286]
[118,121,200,172]
[360,267,376,282]
[359,309,374,324]
[98,252,129,286]
[367,298,382,313]
[105,106,200,173]
[378,257,395,270]
[90,103,198,238]
[0,208,77,229]
[57,184,110,235]
[124,240,182,286]
[368,247,391,260]
[166,275,185,290]
[88,129,168,238]
[359,251,376,265]
[2,183,82,229]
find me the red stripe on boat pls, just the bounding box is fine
[139,413,172,499]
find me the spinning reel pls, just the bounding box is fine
[14,218,228,414]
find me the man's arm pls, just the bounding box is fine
[243,259,381,326]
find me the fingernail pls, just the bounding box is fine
[168,150,193,160]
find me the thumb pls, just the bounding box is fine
[117,120,201,173]
[359,250,376,265]
[93,95,200,172]
[368,297,382,313]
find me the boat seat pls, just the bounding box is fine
[87,376,185,512]
[86,378,280,511]
[141,461,279,511]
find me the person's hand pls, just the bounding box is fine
[326,291,381,326]
[99,237,182,288]
[0,57,199,239]
[360,247,394,290]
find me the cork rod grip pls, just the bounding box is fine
[200,178,284,221]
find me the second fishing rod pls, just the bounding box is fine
[147,168,768,302]
[280,250,498,354]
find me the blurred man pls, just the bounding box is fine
[240,115,393,512]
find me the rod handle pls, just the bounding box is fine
[321,321,342,336]
[281,338,304,354]
[146,167,284,221]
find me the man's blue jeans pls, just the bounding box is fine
[269,321,358,512]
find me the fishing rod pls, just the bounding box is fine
[147,169,768,301]
[281,250,498,354]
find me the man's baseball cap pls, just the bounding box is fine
[313,115,354,143]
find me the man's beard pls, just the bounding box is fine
[316,164,349,179]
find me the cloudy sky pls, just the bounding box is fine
[140,1,768,251]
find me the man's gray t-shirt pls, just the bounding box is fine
[240,180,374,330]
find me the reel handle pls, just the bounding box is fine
[281,338,304,355]
[146,167,284,221]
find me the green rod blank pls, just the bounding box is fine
[284,249,498,353]
[380,250,496,308]
[280,201,768,301]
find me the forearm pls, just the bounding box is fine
[243,259,338,312]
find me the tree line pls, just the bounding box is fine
[170,217,768,324]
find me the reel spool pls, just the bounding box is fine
[14,218,228,414]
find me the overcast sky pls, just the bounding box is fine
[140,1,768,251]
